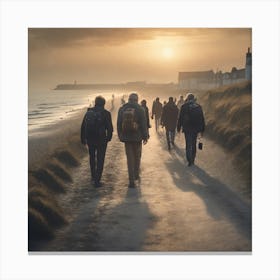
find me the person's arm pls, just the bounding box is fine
[200,106,205,134]
[139,107,148,142]
[80,113,87,145]
[106,111,113,141]
[161,106,166,126]
[117,107,123,139]
[177,106,184,132]
[147,108,151,128]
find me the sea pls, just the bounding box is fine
[28,89,121,134]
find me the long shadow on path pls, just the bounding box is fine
[91,186,155,251]
[164,139,252,242]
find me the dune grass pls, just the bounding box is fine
[47,161,73,182]
[28,114,88,249]
[29,188,67,227]
[201,81,252,195]
[31,169,66,193]
[54,150,80,168]
[28,207,54,241]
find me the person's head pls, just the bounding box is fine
[95,95,106,107]
[141,99,147,106]
[186,93,195,102]
[168,97,173,103]
[180,95,184,100]
[128,93,138,103]
[156,97,160,102]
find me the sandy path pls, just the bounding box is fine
[41,105,251,252]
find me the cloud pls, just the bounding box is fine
[28,28,251,50]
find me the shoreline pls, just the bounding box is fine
[28,107,86,170]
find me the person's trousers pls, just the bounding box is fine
[165,129,175,147]
[88,143,107,182]
[155,117,161,131]
[124,141,142,184]
[184,131,198,164]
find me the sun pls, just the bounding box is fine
[162,47,174,59]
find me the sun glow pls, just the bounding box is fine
[162,47,174,59]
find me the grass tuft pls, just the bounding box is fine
[54,150,80,167]
[28,208,54,241]
[47,162,73,182]
[32,169,65,193]
[29,195,67,227]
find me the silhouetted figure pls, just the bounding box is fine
[161,97,179,150]
[177,93,205,166]
[151,97,163,132]
[121,95,126,105]
[141,99,151,138]
[177,95,185,110]
[111,94,115,109]
[81,96,113,187]
[117,93,148,188]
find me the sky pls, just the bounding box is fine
[28,28,251,89]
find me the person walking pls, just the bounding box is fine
[117,93,148,188]
[121,95,126,105]
[177,95,185,110]
[177,93,205,166]
[111,94,115,110]
[81,96,113,187]
[151,97,163,132]
[161,97,179,150]
[141,99,151,138]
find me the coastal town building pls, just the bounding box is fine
[178,48,252,90]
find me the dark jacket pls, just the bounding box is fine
[81,106,113,145]
[152,101,163,118]
[161,101,179,131]
[177,100,205,133]
[117,102,148,142]
[141,105,151,129]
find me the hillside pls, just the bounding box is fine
[200,81,252,195]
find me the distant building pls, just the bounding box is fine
[221,67,246,86]
[245,47,252,80]
[178,70,216,90]
[178,48,252,90]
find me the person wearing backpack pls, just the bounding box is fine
[177,93,205,166]
[81,96,113,187]
[161,97,179,150]
[117,93,148,188]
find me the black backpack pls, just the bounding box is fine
[122,107,138,133]
[85,109,105,137]
[183,103,203,129]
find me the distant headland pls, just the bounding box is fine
[53,81,176,90]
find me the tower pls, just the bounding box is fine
[245,47,252,80]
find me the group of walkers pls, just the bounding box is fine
[81,92,205,188]
[151,95,205,156]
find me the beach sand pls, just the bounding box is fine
[28,91,251,252]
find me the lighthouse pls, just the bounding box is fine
[245,47,252,80]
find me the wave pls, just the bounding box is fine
[37,105,61,110]
[29,111,52,117]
